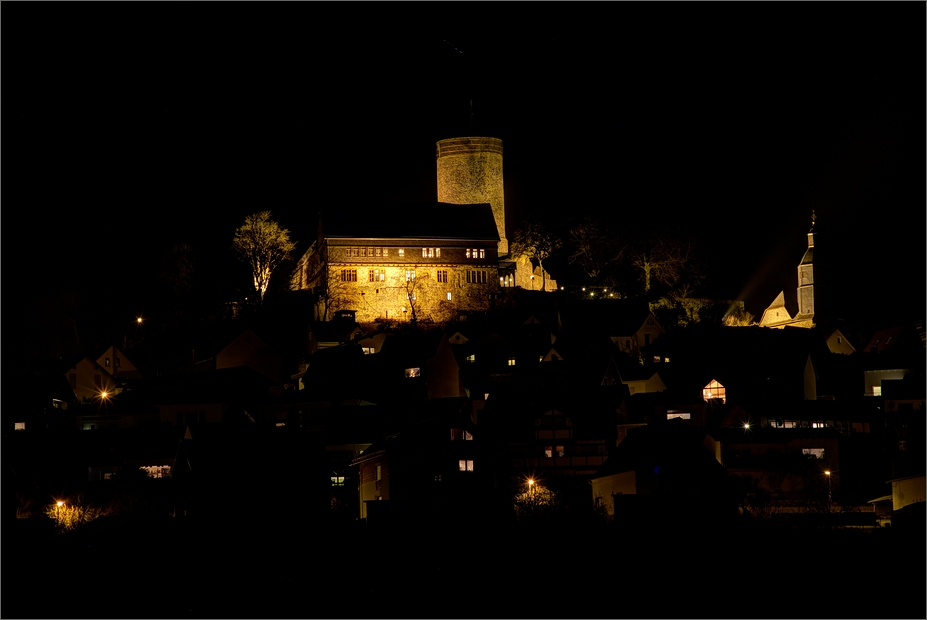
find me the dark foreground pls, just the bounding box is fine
[5,517,925,619]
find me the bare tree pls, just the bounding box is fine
[567,216,624,283]
[629,229,706,297]
[509,218,562,291]
[233,211,296,302]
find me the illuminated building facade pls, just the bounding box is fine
[759,217,822,329]
[293,136,557,324]
[292,203,501,325]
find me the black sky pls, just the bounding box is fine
[5,5,924,346]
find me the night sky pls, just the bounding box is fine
[6,5,924,353]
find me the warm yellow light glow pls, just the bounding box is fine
[528,479,534,486]
[824,470,831,476]
[100,391,109,399]
[56,501,64,507]
[743,422,750,429]
[136,317,143,324]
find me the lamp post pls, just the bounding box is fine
[55,501,64,528]
[824,471,832,510]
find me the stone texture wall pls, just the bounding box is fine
[322,263,500,325]
[436,137,507,255]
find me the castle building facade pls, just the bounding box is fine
[292,203,501,325]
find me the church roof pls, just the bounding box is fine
[322,202,499,241]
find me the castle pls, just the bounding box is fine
[292,137,557,325]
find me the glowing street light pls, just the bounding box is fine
[824,470,833,509]
[55,501,64,527]
[136,316,144,325]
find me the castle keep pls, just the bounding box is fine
[436,137,507,255]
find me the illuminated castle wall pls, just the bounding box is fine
[437,137,507,256]
[292,204,501,325]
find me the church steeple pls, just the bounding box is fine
[797,211,816,320]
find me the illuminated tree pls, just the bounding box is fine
[233,211,296,302]
[509,218,562,291]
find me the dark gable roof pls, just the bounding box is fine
[322,202,499,241]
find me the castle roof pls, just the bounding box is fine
[322,202,499,241]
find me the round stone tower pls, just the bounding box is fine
[436,137,507,255]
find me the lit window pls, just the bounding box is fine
[408,292,416,301]
[398,248,404,257]
[702,379,726,403]
[466,249,472,259]
[369,269,386,282]
[664,357,670,363]
[872,386,882,396]
[405,367,421,378]
[667,412,691,420]
[446,292,452,301]
[458,459,474,472]
[422,248,434,258]
[406,269,415,282]
[654,356,661,363]
[802,448,825,460]
[508,358,516,366]
[437,270,448,283]
[331,475,345,486]
[466,354,475,363]
[811,421,827,429]
[435,248,441,257]
[466,270,487,284]
[105,358,110,367]
[362,347,375,355]
[139,465,171,479]
[341,269,357,282]
[14,422,25,431]
[479,249,485,258]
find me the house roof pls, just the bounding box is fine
[593,419,726,484]
[322,203,499,241]
[558,298,657,338]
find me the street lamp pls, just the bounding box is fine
[55,501,64,527]
[824,470,832,509]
